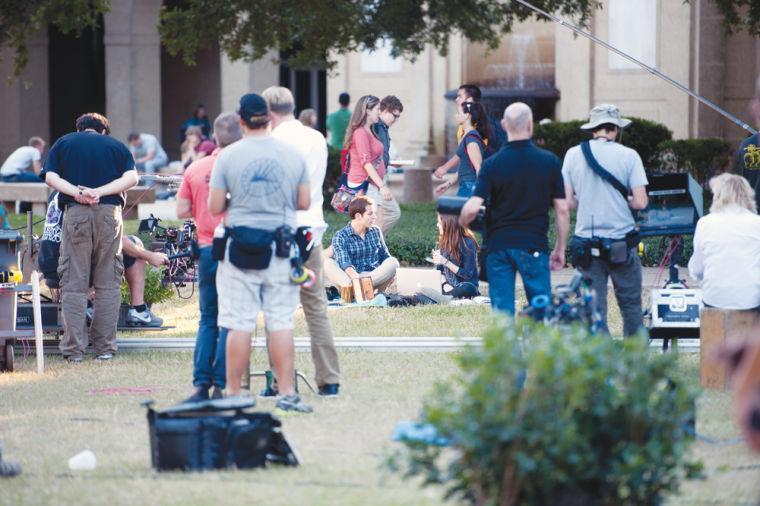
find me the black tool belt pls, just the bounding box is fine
[570,230,640,268]
[211,226,274,270]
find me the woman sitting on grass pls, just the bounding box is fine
[432,214,480,299]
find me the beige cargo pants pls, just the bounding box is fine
[58,204,124,358]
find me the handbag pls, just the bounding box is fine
[331,148,369,215]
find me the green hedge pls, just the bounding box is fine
[324,202,439,266]
[654,138,732,186]
[323,146,343,208]
[534,117,673,166]
[324,204,693,268]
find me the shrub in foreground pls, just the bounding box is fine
[389,321,702,505]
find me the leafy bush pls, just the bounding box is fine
[534,117,673,166]
[324,202,439,266]
[389,321,701,505]
[654,138,732,186]
[120,267,174,306]
[323,146,343,209]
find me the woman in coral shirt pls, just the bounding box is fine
[343,95,393,206]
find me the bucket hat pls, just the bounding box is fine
[580,104,632,131]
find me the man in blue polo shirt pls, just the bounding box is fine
[41,112,139,362]
[460,102,570,315]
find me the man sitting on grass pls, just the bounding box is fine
[38,191,168,327]
[323,196,399,292]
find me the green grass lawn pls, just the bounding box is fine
[1,352,758,505]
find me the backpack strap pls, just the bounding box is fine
[580,141,628,200]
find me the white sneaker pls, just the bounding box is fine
[125,308,163,327]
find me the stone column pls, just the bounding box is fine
[0,30,49,160]
[103,0,162,144]
[220,50,278,112]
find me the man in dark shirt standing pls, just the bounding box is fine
[372,95,403,233]
[738,75,760,211]
[41,113,139,362]
[460,102,569,315]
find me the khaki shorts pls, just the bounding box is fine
[216,249,299,332]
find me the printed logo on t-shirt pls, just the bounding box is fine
[743,143,760,170]
[41,194,62,243]
[240,158,282,198]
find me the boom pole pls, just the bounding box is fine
[514,0,757,135]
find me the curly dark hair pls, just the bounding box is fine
[75,113,110,135]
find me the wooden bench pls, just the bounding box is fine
[124,186,156,220]
[0,182,50,216]
[700,307,760,389]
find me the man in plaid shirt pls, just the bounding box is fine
[324,196,399,291]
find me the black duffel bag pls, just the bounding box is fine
[144,397,299,471]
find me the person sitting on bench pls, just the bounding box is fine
[37,191,169,327]
[324,195,399,292]
[1,137,45,183]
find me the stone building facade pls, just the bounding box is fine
[1,0,757,165]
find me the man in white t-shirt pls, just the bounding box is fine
[262,85,341,397]
[127,132,169,174]
[1,137,46,182]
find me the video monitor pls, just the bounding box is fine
[636,173,703,237]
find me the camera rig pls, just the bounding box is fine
[138,214,199,298]
[521,272,605,333]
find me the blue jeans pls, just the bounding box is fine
[193,246,227,388]
[3,173,41,183]
[137,155,168,175]
[486,248,551,315]
[457,180,476,197]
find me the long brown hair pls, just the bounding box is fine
[343,94,380,150]
[437,214,479,264]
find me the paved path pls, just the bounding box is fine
[546,266,688,289]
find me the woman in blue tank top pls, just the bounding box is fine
[436,101,491,197]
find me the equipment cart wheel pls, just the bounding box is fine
[2,344,13,372]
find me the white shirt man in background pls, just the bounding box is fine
[127,132,169,174]
[263,85,341,397]
[1,137,46,182]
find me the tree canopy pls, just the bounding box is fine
[158,0,599,69]
[0,0,109,76]
[1,0,759,75]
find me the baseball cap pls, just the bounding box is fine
[237,93,269,122]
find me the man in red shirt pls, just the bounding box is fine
[176,112,242,402]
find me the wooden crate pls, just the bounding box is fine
[700,307,760,390]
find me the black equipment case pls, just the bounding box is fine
[144,397,299,471]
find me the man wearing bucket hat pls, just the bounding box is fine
[561,104,649,337]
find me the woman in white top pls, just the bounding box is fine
[688,173,760,309]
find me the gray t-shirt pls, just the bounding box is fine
[129,133,167,161]
[209,135,309,230]
[1,146,40,176]
[562,138,648,239]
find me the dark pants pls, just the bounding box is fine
[443,281,479,299]
[579,249,643,337]
[487,248,551,315]
[193,246,227,388]
[3,173,41,183]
